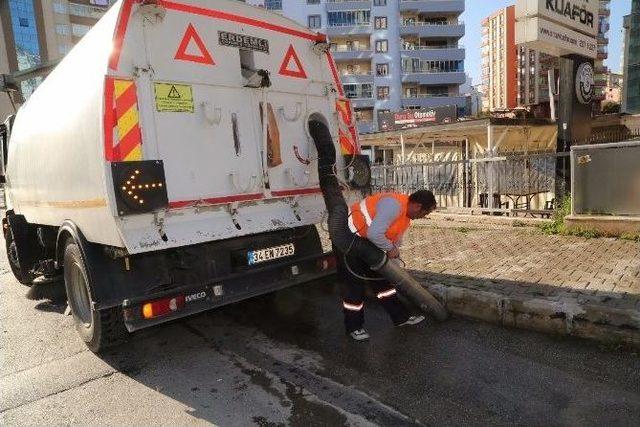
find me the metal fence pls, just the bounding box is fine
[371,151,568,211]
[371,128,640,212]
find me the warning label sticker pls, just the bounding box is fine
[154,83,194,113]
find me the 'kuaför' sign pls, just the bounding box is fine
[516,0,599,37]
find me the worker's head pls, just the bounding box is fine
[407,190,436,219]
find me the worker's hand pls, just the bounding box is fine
[387,247,400,259]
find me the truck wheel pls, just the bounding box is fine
[5,228,34,285]
[63,240,127,352]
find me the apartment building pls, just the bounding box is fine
[0,0,115,119]
[480,6,517,112]
[517,0,611,116]
[622,0,640,114]
[250,0,466,134]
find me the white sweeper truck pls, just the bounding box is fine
[0,0,446,352]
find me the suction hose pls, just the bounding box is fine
[308,120,448,321]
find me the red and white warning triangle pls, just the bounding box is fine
[175,23,215,65]
[278,44,307,79]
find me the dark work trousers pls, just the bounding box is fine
[335,244,410,333]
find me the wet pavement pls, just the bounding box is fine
[2,241,640,426]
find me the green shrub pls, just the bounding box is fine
[620,232,640,242]
[538,196,571,235]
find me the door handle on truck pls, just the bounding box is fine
[278,103,302,122]
[229,171,258,193]
[201,102,221,125]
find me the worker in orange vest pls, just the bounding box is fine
[339,190,437,341]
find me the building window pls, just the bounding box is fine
[53,1,68,14]
[327,10,371,27]
[308,15,321,29]
[265,0,282,10]
[374,0,387,5]
[376,63,389,76]
[307,0,320,3]
[377,86,390,100]
[68,3,107,19]
[8,0,42,73]
[55,24,70,35]
[375,40,388,53]
[374,17,387,29]
[71,23,91,37]
[58,44,72,55]
[401,59,464,74]
[344,83,373,99]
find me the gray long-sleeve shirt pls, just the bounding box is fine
[367,196,405,251]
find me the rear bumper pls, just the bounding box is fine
[121,252,335,332]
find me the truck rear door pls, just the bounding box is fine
[140,14,267,207]
[138,3,335,207]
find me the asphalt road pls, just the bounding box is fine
[1,242,639,426]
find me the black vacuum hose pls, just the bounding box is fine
[308,120,448,321]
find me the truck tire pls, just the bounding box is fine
[63,240,127,353]
[5,227,34,285]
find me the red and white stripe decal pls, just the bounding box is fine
[271,188,322,198]
[325,52,344,97]
[169,193,265,210]
[103,76,116,159]
[109,0,324,71]
[108,0,137,71]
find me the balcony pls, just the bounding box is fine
[399,0,465,14]
[339,72,375,84]
[325,23,373,37]
[331,47,373,61]
[400,21,465,38]
[400,45,465,61]
[402,71,466,85]
[68,2,109,19]
[401,95,466,108]
[349,98,376,108]
[326,0,372,12]
[599,7,611,17]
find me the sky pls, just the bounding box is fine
[462,0,632,86]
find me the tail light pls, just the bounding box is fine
[141,295,185,319]
[318,254,337,271]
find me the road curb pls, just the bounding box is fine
[422,282,640,349]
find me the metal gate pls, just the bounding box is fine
[371,151,567,211]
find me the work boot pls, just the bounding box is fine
[398,315,425,327]
[349,329,370,341]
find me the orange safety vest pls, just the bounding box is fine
[348,193,410,244]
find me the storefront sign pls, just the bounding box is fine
[515,17,597,58]
[377,106,457,132]
[516,0,599,37]
[575,62,594,104]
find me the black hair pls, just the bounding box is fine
[409,190,436,211]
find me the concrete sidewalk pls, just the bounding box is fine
[403,216,640,348]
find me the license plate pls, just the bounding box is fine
[248,243,295,265]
